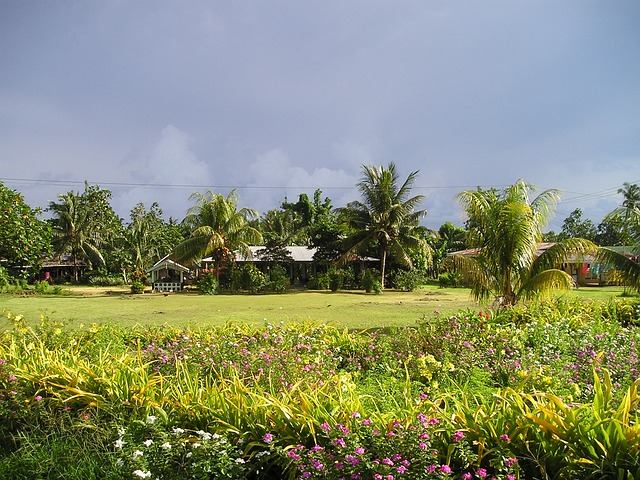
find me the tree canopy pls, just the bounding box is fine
[453,179,596,307]
[0,182,51,277]
[337,163,430,288]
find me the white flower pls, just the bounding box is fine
[161,442,172,450]
[133,470,151,478]
[235,458,246,464]
[192,442,201,448]
[146,415,157,424]
[117,427,126,436]
[186,452,192,458]
[115,459,124,467]
[132,450,144,459]
[173,427,185,435]
[143,439,153,447]
[197,430,212,441]
[114,438,125,448]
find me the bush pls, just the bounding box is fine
[231,264,267,293]
[130,281,145,294]
[361,269,382,294]
[307,273,330,290]
[327,268,344,292]
[198,272,219,295]
[264,267,290,293]
[438,271,462,288]
[393,269,423,291]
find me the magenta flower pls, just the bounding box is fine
[397,465,407,474]
[354,446,365,455]
[34,395,43,401]
[320,422,331,431]
[477,467,487,477]
[500,434,511,441]
[439,465,452,474]
[452,430,465,442]
[262,433,274,443]
[462,474,472,480]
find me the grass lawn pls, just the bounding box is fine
[1,285,632,330]
[2,285,484,330]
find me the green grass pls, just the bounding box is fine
[1,285,482,330]
[1,285,633,330]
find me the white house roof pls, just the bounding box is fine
[202,246,378,263]
[146,254,190,273]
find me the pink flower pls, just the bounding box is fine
[477,468,487,477]
[354,447,365,455]
[34,395,43,401]
[373,475,383,480]
[507,476,515,480]
[439,465,452,474]
[452,430,465,442]
[8,375,16,382]
[505,457,518,468]
[352,412,361,418]
[462,474,472,480]
[262,433,274,443]
[397,465,407,474]
[500,434,511,442]
[320,422,331,431]
[362,419,372,426]
[419,442,428,450]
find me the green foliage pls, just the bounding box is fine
[197,271,219,295]
[264,266,290,293]
[0,182,52,277]
[361,269,382,294]
[393,269,424,291]
[307,273,330,290]
[231,264,267,293]
[130,281,145,294]
[114,416,254,479]
[438,271,462,288]
[338,163,430,288]
[327,268,344,292]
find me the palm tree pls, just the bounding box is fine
[173,190,263,282]
[453,179,596,307]
[595,184,640,291]
[337,163,430,288]
[48,191,106,281]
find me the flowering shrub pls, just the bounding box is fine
[114,415,255,479]
[281,413,520,480]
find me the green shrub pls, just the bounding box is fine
[327,268,343,292]
[231,264,266,293]
[361,269,382,294]
[307,273,329,290]
[393,269,423,291]
[130,281,145,294]
[265,267,290,293]
[438,271,462,288]
[197,272,219,295]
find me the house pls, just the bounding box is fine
[202,246,378,286]
[448,243,637,287]
[146,255,191,292]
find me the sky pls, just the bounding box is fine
[1,0,639,232]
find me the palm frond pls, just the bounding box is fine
[595,247,640,289]
[518,269,574,301]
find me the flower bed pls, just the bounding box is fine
[1,297,639,479]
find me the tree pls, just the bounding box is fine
[595,184,640,291]
[173,190,263,282]
[337,163,430,288]
[0,182,51,277]
[453,179,596,307]
[558,208,597,242]
[430,222,466,275]
[47,183,121,281]
[123,202,184,277]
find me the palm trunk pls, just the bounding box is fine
[380,249,387,289]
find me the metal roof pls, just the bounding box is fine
[202,246,378,263]
[146,254,190,273]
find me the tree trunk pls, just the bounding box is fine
[380,249,387,289]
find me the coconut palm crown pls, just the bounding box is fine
[337,162,430,288]
[453,179,596,307]
[173,190,263,281]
